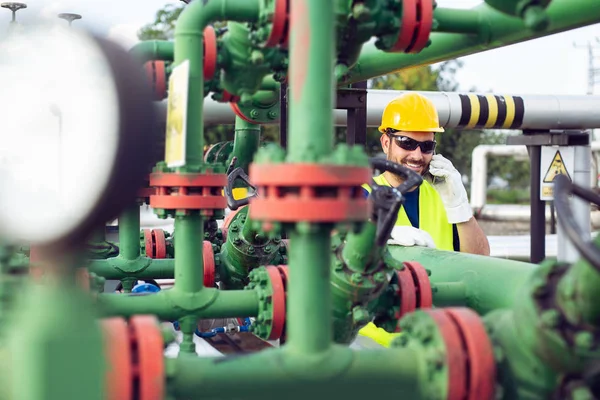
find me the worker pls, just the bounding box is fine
[357,92,490,347]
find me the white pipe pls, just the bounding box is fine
[470,142,600,213]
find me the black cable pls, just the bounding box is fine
[553,174,600,271]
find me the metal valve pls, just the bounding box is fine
[58,13,82,26]
[1,2,26,22]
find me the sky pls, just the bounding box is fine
[1,0,599,97]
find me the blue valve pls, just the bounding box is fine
[131,283,161,293]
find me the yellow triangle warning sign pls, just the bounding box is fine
[543,150,571,183]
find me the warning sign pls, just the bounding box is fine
[540,146,575,201]
[164,60,189,168]
[543,150,571,183]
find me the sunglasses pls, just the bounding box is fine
[386,131,436,154]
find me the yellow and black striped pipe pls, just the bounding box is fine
[457,94,525,130]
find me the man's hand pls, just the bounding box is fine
[388,226,436,248]
[428,154,473,224]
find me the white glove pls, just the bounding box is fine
[387,226,436,248]
[428,154,473,224]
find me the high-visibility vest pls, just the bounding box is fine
[357,322,402,348]
[361,174,455,251]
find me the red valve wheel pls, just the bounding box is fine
[151,229,167,259]
[275,265,289,342]
[143,229,153,258]
[266,265,286,340]
[445,308,496,400]
[203,26,218,80]
[391,0,417,52]
[422,309,468,400]
[394,266,417,331]
[404,261,433,308]
[202,240,216,287]
[265,0,289,48]
[102,318,132,400]
[221,90,240,103]
[411,0,434,53]
[130,316,165,400]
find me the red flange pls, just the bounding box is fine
[130,315,165,400]
[391,0,433,53]
[404,261,433,308]
[275,265,289,342]
[264,0,289,48]
[203,26,218,80]
[202,240,216,287]
[101,318,132,400]
[445,308,496,400]
[230,102,259,124]
[394,266,417,331]
[266,265,287,340]
[152,229,167,259]
[222,206,247,241]
[149,172,227,213]
[424,309,468,400]
[249,164,371,223]
[144,61,167,100]
[423,308,496,400]
[220,89,240,103]
[143,229,153,258]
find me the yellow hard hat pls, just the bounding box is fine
[378,92,444,134]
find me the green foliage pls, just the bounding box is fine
[138,3,184,40]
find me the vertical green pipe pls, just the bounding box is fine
[287,227,332,354]
[287,0,335,163]
[174,215,204,293]
[284,0,336,354]
[118,205,140,260]
[173,0,260,168]
[229,116,260,172]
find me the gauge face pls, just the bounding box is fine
[0,24,120,245]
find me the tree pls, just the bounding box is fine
[138,3,184,41]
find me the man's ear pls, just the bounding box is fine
[380,134,390,156]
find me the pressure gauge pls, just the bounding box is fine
[0,24,155,250]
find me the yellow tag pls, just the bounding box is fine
[164,60,189,168]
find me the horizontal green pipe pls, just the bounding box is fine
[342,0,600,84]
[97,288,258,320]
[130,40,174,64]
[433,8,481,34]
[388,246,536,314]
[431,281,467,307]
[167,346,428,399]
[87,258,174,280]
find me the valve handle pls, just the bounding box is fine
[554,174,600,272]
[1,2,26,21]
[368,157,424,246]
[224,161,258,211]
[58,13,82,25]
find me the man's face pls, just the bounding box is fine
[380,130,435,176]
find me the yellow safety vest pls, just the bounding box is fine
[357,174,454,346]
[361,174,455,251]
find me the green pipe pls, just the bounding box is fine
[167,346,429,399]
[174,0,260,168]
[229,116,260,173]
[287,227,332,355]
[556,236,600,326]
[87,258,174,280]
[431,282,468,307]
[260,75,280,91]
[287,0,335,163]
[342,0,600,84]
[130,40,174,64]
[118,205,140,260]
[341,222,380,273]
[173,215,204,293]
[97,288,259,320]
[388,246,537,314]
[433,8,481,34]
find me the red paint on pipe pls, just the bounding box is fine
[290,0,310,103]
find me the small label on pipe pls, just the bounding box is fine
[165,60,190,168]
[540,146,574,201]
